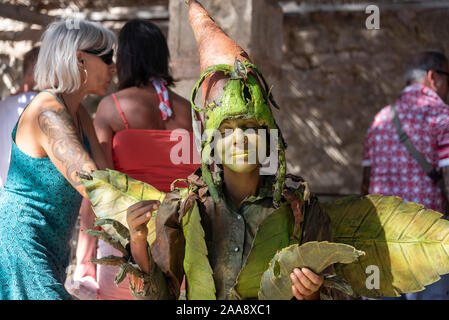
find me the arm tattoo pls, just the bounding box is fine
[38,108,96,186]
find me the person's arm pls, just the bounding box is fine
[74,199,98,281]
[72,104,112,284]
[361,166,371,196]
[127,201,160,274]
[93,98,115,169]
[36,105,97,198]
[434,115,449,214]
[126,200,175,300]
[79,104,109,170]
[63,105,105,297]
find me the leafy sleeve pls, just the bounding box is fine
[128,190,186,300]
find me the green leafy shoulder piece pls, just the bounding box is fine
[182,200,216,300]
[79,169,166,246]
[323,194,449,298]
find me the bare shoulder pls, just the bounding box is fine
[15,91,75,157]
[113,87,147,108]
[94,93,125,131]
[20,91,70,133]
[26,91,65,116]
[95,94,116,121]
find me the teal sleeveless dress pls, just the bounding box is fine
[0,91,91,300]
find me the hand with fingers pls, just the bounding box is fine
[126,200,160,244]
[290,267,324,300]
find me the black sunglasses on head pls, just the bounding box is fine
[82,48,114,65]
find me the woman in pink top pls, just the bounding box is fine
[69,20,198,300]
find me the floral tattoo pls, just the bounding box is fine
[38,108,95,186]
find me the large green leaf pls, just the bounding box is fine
[80,169,166,246]
[324,194,449,298]
[258,241,364,300]
[230,203,294,299]
[182,200,216,300]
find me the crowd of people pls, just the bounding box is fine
[0,0,449,300]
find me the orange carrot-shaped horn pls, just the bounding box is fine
[186,0,252,103]
[186,0,251,72]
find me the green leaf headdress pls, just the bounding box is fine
[187,0,287,206]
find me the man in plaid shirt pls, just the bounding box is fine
[361,51,449,300]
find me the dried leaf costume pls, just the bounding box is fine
[80,0,449,300]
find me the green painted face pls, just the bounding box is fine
[216,118,266,173]
[190,59,286,206]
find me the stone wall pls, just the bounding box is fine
[280,8,449,195]
[3,3,449,197]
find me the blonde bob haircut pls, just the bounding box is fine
[34,19,115,93]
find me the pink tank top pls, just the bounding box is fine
[111,79,199,193]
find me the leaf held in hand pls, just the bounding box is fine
[258,241,364,300]
[79,169,165,246]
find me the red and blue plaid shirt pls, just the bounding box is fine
[363,84,449,213]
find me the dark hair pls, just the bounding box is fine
[23,46,40,77]
[405,51,448,85]
[117,19,174,90]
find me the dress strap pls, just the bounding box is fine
[40,90,65,106]
[112,93,130,130]
[151,78,172,121]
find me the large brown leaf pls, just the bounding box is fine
[324,194,449,297]
[258,241,364,300]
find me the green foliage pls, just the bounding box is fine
[182,200,216,300]
[90,255,126,267]
[79,169,165,246]
[324,194,449,297]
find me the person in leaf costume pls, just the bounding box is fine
[80,0,449,300]
[123,0,335,300]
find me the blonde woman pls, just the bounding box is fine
[0,19,115,299]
